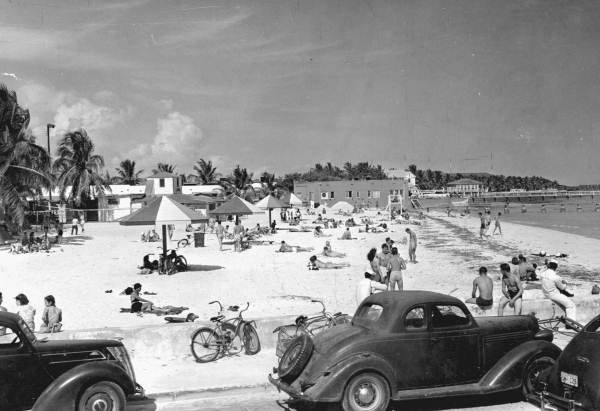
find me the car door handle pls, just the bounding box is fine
[430,337,440,343]
[576,355,590,364]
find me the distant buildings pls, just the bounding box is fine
[446,178,487,196]
[294,179,408,209]
[384,168,416,186]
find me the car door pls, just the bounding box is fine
[427,304,481,386]
[0,320,52,410]
[391,305,434,389]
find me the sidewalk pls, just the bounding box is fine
[134,348,277,399]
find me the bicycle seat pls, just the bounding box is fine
[333,312,342,317]
[228,305,239,312]
[210,315,225,322]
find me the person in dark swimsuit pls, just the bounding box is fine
[466,267,493,308]
[124,283,154,313]
[498,263,523,315]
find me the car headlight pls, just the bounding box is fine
[107,346,136,382]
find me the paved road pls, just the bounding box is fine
[153,385,538,411]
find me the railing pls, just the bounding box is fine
[479,190,600,198]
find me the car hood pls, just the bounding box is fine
[32,339,123,353]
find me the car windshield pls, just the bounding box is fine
[355,303,384,322]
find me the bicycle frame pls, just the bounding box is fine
[209,301,252,351]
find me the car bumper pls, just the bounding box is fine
[527,391,585,411]
[268,374,305,399]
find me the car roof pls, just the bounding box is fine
[363,290,464,313]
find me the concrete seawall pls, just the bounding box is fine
[44,296,600,360]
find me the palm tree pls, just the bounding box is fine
[152,162,176,174]
[0,84,51,227]
[52,129,108,206]
[193,159,219,184]
[223,165,254,199]
[115,159,143,185]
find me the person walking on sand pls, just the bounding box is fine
[71,216,78,235]
[405,228,417,263]
[540,259,577,321]
[540,204,547,214]
[233,220,245,252]
[479,212,486,239]
[492,212,502,235]
[215,221,225,251]
[466,267,493,308]
[356,272,388,305]
[79,212,85,233]
[498,263,523,316]
[387,247,407,291]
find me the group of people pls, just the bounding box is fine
[0,292,62,334]
[479,209,502,238]
[467,257,576,321]
[70,213,85,235]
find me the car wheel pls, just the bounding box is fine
[77,381,125,411]
[278,333,313,384]
[522,355,555,397]
[342,373,390,411]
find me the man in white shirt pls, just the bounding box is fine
[539,259,576,321]
[356,272,387,306]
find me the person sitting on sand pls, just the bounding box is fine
[466,267,493,308]
[497,263,523,316]
[339,228,356,240]
[0,293,6,335]
[139,254,158,272]
[39,295,62,333]
[308,255,350,270]
[518,254,536,281]
[313,214,323,223]
[125,283,154,313]
[15,293,36,331]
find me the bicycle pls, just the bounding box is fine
[158,250,187,275]
[535,303,582,337]
[176,234,193,249]
[190,301,261,363]
[273,299,351,358]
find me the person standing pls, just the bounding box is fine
[492,212,502,235]
[71,215,78,235]
[366,248,383,283]
[466,267,493,308]
[215,221,225,251]
[539,259,576,321]
[233,220,245,252]
[376,244,391,284]
[560,203,567,213]
[79,212,85,233]
[478,212,486,239]
[405,228,417,263]
[387,247,407,291]
[498,263,523,316]
[540,204,547,214]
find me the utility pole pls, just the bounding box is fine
[46,124,55,203]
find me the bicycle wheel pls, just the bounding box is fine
[221,323,243,355]
[191,327,221,363]
[243,323,261,355]
[177,238,189,248]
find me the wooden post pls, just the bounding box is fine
[162,224,167,257]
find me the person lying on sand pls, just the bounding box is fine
[308,255,350,270]
[276,241,314,253]
[313,226,331,237]
[288,226,312,233]
[338,228,357,240]
[321,246,346,258]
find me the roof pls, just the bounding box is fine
[167,193,220,204]
[364,290,462,312]
[447,178,484,186]
[210,195,263,215]
[119,196,208,225]
[148,172,178,178]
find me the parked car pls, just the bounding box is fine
[0,311,145,411]
[269,291,561,411]
[530,315,600,410]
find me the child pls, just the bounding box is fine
[15,293,35,331]
[40,295,62,333]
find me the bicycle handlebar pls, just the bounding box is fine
[209,300,224,313]
[311,299,326,314]
[239,302,250,317]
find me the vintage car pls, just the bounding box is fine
[0,311,145,411]
[269,291,561,411]
[531,314,600,410]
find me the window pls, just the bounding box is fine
[321,192,328,199]
[159,178,165,188]
[389,189,399,195]
[308,192,313,200]
[431,305,470,328]
[372,191,380,199]
[330,191,335,199]
[367,190,371,198]
[405,307,425,330]
[356,303,384,322]
[356,191,360,198]
[346,191,353,198]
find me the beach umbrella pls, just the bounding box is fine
[119,196,208,256]
[330,201,354,213]
[255,194,286,226]
[209,195,264,223]
[281,192,303,207]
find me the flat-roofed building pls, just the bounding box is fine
[446,178,487,196]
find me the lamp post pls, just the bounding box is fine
[46,124,55,203]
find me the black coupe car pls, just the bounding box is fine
[0,311,144,411]
[269,291,561,411]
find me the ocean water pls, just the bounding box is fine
[494,209,600,240]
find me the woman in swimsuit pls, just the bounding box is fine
[308,255,350,270]
[498,263,523,316]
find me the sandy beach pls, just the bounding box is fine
[2,209,599,332]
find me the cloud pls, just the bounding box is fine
[53,98,126,136]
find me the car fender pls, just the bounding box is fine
[479,340,562,390]
[303,352,396,402]
[32,361,135,411]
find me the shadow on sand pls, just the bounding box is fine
[57,235,94,246]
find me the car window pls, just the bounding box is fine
[431,305,470,328]
[404,306,425,330]
[584,317,600,333]
[356,303,384,322]
[0,324,22,349]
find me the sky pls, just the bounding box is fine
[1,0,600,185]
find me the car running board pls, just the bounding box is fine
[393,382,516,401]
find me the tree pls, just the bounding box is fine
[114,159,143,185]
[0,84,51,227]
[152,162,176,174]
[223,165,254,199]
[193,159,220,184]
[52,129,108,206]
[408,164,417,175]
